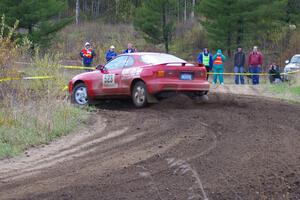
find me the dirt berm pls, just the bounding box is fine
[0,93,300,200]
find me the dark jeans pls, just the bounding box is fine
[205,66,211,80]
[249,65,261,85]
[234,66,244,84]
[269,74,282,83]
[84,63,93,72]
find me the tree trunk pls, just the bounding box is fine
[115,0,119,22]
[227,33,232,58]
[97,0,100,17]
[184,0,187,23]
[162,2,169,53]
[177,0,180,22]
[191,0,195,19]
[236,19,243,47]
[76,0,80,25]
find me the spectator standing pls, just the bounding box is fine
[123,43,136,54]
[197,48,213,80]
[105,45,117,62]
[80,42,96,69]
[212,49,226,85]
[248,46,263,85]
[234,47,245,84]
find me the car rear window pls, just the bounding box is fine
[140,54,187,65]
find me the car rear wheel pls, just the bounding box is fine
[187,91,209,103]
[132,81,148,108]
[72,83,89,106]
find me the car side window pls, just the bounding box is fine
[105,56,128,70]
[124,56,135,68]
[291,56,300,63]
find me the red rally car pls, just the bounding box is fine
[68,52,210,108]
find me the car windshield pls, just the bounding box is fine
[290,56,300,63]
[140,53,187,65]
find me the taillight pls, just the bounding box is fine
[157,70,165,77]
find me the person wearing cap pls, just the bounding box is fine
[122,43,136,54]
[80,42,96,69]
[212,49,226,85]
[105,45,117,62]
[234,46,245,84]
[248,46,263,85]
[197,48,213,80]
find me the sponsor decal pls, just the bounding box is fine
[121,68,143,80]
[103,74,118,88]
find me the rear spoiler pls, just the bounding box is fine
[162,62,202,67]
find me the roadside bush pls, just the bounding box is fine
[0,17,88,159]
[0,53,88,159]
[0,15,19,79]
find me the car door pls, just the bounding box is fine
[102,56,128,94]
[120,55,136,94]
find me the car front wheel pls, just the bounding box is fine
[132,81,148,108]
[72,83,89,106]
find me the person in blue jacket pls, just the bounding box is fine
[105,45,117,62]
[212,49,226,85]
[197,48,213,80]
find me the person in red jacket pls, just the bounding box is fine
[248,46,263,85]
[80,42,96,70]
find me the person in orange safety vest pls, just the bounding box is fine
[212,49,226,85]
[80,42,96,68]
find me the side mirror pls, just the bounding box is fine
[96,64,105,70]
[285,60,289,64]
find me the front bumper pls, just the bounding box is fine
[68,81,74,94]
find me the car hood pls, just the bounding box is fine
[71,70,99,81]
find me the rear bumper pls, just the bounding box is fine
[146,79,210,94]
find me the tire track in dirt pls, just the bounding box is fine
[0,94,300,199]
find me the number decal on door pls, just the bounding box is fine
[103,74,118,88]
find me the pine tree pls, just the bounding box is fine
[285,0,300,24]
[133,0,178,52]
[0,0,72,47]
[199,0,288,56]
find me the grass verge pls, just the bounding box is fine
[0,101,88,158]
[0,36,89,159]
[267,82,300,102]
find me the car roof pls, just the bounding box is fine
[120,52,170,56]
[292,54,300,57]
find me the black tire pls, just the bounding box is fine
[71,83,89,106]
[132,81,148,108]
[187,91,205,100]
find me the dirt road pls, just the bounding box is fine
[0,93,300,200]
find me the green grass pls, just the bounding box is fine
[290,86,300,95]
[0,21,90,160]
[0,51,89,159]
[267,83,300,101]
[0,102,88,159]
